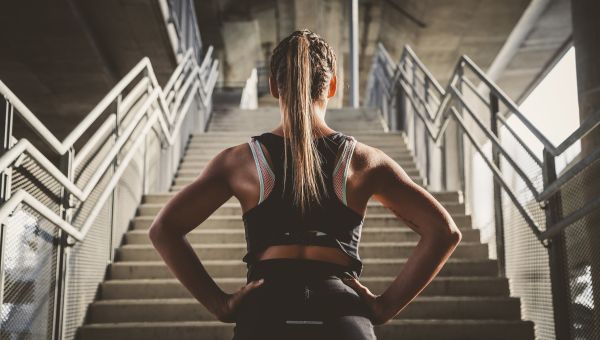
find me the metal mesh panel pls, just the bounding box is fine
[494,95,556,340]
[61,103,160,340]
[559,156,600,339]
[61,170,113,340]
[1,151,64,339]
[0,205,59,340]
[501,192,555,340]
[10,157,63,215]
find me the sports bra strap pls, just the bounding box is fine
[248,137,275,204]
[248,134,356,207]
[333,137,357,205]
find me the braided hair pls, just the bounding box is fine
[269,29,338,216]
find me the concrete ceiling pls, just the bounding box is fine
[195,0,539,107]
[0,0,176,157]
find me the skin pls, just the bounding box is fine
[148,73,462,325]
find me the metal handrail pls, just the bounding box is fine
[366,42,600,243]
[163,0,204,64]
[0,48,218,340]
[0,47,218,245]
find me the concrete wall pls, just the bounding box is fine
[222,20,263,86]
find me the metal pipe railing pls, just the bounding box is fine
[365,42,599,340]
[0,49,217,243]
[365,43,600,244]
[0,42,218,339]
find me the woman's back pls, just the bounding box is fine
[241,130,366,280]
[148,29,461,339]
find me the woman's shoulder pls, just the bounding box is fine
[349,139,407,195]
[350,139,384,170]
[200,139,258,179]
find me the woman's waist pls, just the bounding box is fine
[247,257,355,283]
[255,244,355,266]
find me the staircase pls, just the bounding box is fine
[77,106,535,339]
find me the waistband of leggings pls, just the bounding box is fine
[247,258,353,283]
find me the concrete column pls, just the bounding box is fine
[222,20,262,87]
[276,0,295,40]
[322,0,345,108]
[349,0,359,108]
[570,0,600,336]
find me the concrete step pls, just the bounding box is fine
[131,214,473,230]
[125,227,480,245]
[86,296,523,323]
[142,191,462,204]
[180,147,413,157]
[78,319,535,340]
[171,169,420,186]
[116,242,487,261]
[191,131,406,140]
[169,178,427,191]
[177,157,418,171]
[99,276,509,300]
[137,201,466,216]
[178,154,418,166]
[174,165,421,178]
[185,139,409,150]
[109,258,499,280]
[188,133,406,143]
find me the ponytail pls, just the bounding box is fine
[281,35,327,215]
[270,29,337,216]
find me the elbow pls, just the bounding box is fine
[148,221,167,244]
[447,226,462,247]
[443,219,462,247]
[428,223,462,249]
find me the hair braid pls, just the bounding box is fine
[269,29,337,216]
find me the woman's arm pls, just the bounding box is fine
[148,146,236,319]
[358,147,462,323]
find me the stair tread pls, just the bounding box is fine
[127,227,475,234]
[92,296,520,305]
[110,258,496,265]
[80,318,533,327]
[133,213,471,219]
[103,276,506,284]
[119,241,484,248]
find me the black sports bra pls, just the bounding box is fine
[241,131,365,280]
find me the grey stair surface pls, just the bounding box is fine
[78,107,534,340]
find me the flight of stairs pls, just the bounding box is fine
[77,107,535,340]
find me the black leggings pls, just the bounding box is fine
[232,258,377,340]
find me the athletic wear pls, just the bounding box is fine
[242,131,365,280]
[232,258,377,340]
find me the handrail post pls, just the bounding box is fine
[395,68,406,132]
[424,77,430,187]
[542,149,571,340]
[441,136,447,191]
[53,148,74,340]
[108,95,122,264]
[489,93,506,276]
[0,96,14,311]
[455,63,467,205]
[411,60,418,166]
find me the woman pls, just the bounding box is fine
[149,29,462,339]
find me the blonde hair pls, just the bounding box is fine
[270,29,337,216]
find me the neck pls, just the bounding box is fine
[274,98,334,137]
